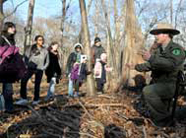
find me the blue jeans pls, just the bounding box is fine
[68,78,73,96]
[2,83,13,111]
[47,77,56,98]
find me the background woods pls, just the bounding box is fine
[1,0,186,88]
[1,0,186,137]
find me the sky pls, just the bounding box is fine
[4,0,80,21]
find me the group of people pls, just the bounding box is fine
[0,21,111,114]
[65,37,112,97]
[1,21,186,127]
[0,22,63,113]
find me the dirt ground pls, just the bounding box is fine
[0,78,186,138]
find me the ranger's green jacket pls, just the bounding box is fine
[135,41,186,83]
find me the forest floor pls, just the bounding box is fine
[0,78,186,138]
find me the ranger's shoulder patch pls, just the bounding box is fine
[172,48,181,56]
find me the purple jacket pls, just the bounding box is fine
[70,63,80,80]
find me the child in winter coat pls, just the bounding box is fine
[45,42,62,101]
[66,43,83,97]
[94,53,112,94]
[70,55,89,97]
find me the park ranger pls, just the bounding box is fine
[129,23,186,127]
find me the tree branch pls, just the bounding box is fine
[174,0,183,28]
[4,0,28,19]
[3,0,8,3]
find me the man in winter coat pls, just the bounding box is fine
[128,23,186,127]
[91,37,105,68]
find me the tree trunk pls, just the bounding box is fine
[0,0,4,31]
[94,0,99,36]
[101,0,116,71]
[87,0,93,14]
[170,0,173,24]
[24,0,35,53]
[174,0,183,28]
[113,0,121,77]
[60,0,66,46]
[78,0,92,45]
[60,0,67,73]
[104,0,112,90]
[121,0,145,87]
[79,0,96,96]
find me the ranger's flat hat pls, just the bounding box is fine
[150,23,180,35]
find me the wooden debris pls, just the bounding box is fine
[0,92,186,137]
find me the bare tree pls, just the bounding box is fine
[24,0,35,53]
[60,0,66,46]
[113,0,120,45]
[79,0,96,96]
[0,0,28,31]
[174,0,183,28]
[94,0,99,35]
[87,0,93,15]
[170,0,173,24]
[4,0,28,19]
[78,0,93,44]
[101,0,116,70]
[0,0,7,30]
[121,0,145,87]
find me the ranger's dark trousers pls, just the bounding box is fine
[20,69,43,101]
[2,83,13,111]
[143,82,176,127]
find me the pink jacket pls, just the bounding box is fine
[94,60,112,78]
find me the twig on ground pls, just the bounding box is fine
[142,125,147,138]
[78,99,94,119]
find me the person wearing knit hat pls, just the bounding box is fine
[66,43,83,97]
[94,37,101,43]
[127,23,186,127]
[91,36,105,68]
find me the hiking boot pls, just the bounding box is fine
[74,92,79,98]
[15,99,28,106]
[44,95,54,102]
[4,108,20,114]
[32,100,40,106]
[67,95,74,99]
[97,91,103,95]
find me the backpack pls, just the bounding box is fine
[0,36,26,83]
[0,36,18,64]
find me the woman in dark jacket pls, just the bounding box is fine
[0,22,16,113]
[45,42,62,101]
